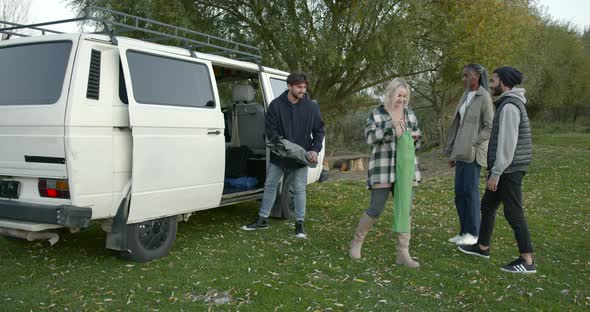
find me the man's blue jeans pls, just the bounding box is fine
[258,162,308,221]
[454,161,481,236]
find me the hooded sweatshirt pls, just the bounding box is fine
[488,88,532,177]
[265,90,325,168]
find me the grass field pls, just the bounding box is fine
[0,130,588,311]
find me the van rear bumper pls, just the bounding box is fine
[0,200,92,228]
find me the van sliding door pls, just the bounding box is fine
[119,46,225,223]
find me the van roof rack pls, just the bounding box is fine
[0,20,64,38]
[0,6,262,62]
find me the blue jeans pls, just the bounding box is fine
[258,162,308,221]
[454,161,481,236]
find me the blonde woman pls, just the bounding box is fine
[348,77,422,268]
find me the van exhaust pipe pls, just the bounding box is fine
[0,227,60,246]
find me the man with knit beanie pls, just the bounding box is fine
[458,66,536,274]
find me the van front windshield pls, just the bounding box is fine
[0,41,72,106]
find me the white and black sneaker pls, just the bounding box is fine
[241,217,269,231]
[456,233,478,245]
[500,256,537,274]
[458,243,491,259]
[448,234,463,243]
[295,220,307,238]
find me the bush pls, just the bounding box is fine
[324,110,369,154]
[325,107,441,155]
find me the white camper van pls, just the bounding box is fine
[0,8,326,262]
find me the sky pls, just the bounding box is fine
[536,0,589,31]
[28,0,80,33]
[24,0,590,34]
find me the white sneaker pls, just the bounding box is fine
[448,234,463,243]
[456,233,478,245]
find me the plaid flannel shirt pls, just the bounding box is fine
[365,105,422,188]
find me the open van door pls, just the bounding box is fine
[118,45,225,224]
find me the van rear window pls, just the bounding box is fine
[0,41,72,105]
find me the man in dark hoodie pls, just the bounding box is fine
[458,66,536,274]
[241,72,325,238]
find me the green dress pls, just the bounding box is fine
[393,131,415,233]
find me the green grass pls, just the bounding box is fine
[1,132,589,311]
[532,120,590,149]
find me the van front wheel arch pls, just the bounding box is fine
[120,216,177,262]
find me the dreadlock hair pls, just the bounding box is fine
[464,63,489,90]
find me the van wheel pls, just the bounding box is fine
[279,177,296,220]
[120,216,177,262]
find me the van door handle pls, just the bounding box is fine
[207,130,221,135]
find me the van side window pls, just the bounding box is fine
[126,51,215,108]
[269,78,287,100]
[119,61,128,104]
[86,49,101,100]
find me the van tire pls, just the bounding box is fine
[120,216,177,262]
[279,177,296,220]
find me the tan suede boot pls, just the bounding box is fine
[396,233,420,268]
[348,212,376,260]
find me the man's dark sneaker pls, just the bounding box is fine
[500,256,537,274]
[241,217,269,231]
[295,220,307,238]
[458,243,491,259]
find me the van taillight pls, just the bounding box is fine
[38,179,70,199]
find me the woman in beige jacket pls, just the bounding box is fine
[444,64,493,245]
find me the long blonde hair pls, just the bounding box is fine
[384,77,411,108]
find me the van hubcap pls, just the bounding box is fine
[138,218,170,250]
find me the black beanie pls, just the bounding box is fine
[493,66,523,88]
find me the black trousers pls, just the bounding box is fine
[477,171,534,253]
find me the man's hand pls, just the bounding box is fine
[308,151,319,163]
[448,160,456,168]
[486,175,499,192]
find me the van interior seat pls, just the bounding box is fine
[231,84,266,155]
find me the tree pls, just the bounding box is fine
[408,0,539,145]
[518,21,590,122]
[195,0,427,111]
[0,0,32,40]
[66,0,587,146]
[67,0,209,34]
[582,27,590,52]
[68,0,431,111]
